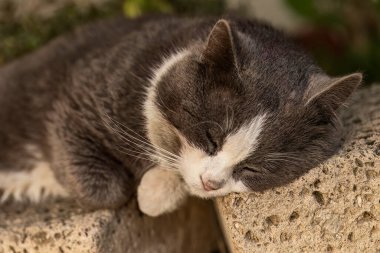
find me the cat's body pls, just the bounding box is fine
[0,15,361,216]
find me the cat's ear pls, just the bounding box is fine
[201,19,238,70]
[304,73,362,110]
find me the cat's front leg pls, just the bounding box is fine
[137,166,188,217]
[49,126,135,209]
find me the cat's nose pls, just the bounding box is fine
[201,176,224,191]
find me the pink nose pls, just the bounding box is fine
[201,177,223,191]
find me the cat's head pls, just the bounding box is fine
[144,19,362,198]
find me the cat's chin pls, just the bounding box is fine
[188,187,231,199]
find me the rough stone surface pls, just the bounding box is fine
[0,198,225,253]
[216,85,380,253]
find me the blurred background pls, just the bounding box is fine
[0,0,379,84]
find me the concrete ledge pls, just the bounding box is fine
[0,198,225,253]
[216,86,380,253]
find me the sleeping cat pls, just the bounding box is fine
[0,15,361,216]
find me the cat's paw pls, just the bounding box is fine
[137,167,188,217]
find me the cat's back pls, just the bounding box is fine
[0,15,306,88]
[0,17,153,148]
[0,15,215,90]
[0,16,148,80]
[0,16,173,121]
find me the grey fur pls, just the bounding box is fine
[0,15,361,208]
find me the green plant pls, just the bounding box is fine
[0,2,122,65]
[123,0,225,17]
[0,0,226,65]
[285,0,380,83]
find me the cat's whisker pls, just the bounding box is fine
[266,156,304,163]
[265,151,319,167]
[159,167,181,174]
[156,91,177,115]
[99,119,159,158]
[266,157,303,164]
[225,105,234,131]
[100,118,180,166]
[115,143,180,169]
[230,108,235,131]
[225,105,230,131]
[116,133,180,164]
[266,152,305,161]
[107,124,182,165]
[115,144,156,159]
[116,133,180,165]
[117,149,160,164]
[264,152,307,165]
[119,144,180,168]
[265,158,300,164]
[103,113,180,160]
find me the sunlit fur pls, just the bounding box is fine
[0,161,68,203]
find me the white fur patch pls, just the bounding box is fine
[179,114,267,198]
[144,49,191,163]
[24,144,43,159]
[137,166,187,217]
[149,49,191,88]
[0,162,68,203]
[144,49,191,124]
[144,50,190,120]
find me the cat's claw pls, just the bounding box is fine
[137,167,188,217]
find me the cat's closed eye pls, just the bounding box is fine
[234,165,261,177]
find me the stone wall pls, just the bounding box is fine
[0,198,225,253]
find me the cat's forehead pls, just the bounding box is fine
[179,113,267,167]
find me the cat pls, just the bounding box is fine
[0,15,361,216]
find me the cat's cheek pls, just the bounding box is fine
[186,179,248,199]
[178,152,209,193]
[231,180,250,193]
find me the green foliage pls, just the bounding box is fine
[0,0,225,65]
[166,0,225,15]
[4,0,375,85]
[0,2,122,65]
[123,0,173,17]
[123,0,225,17]
[285,0,341,25]
[285,0,380,83]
